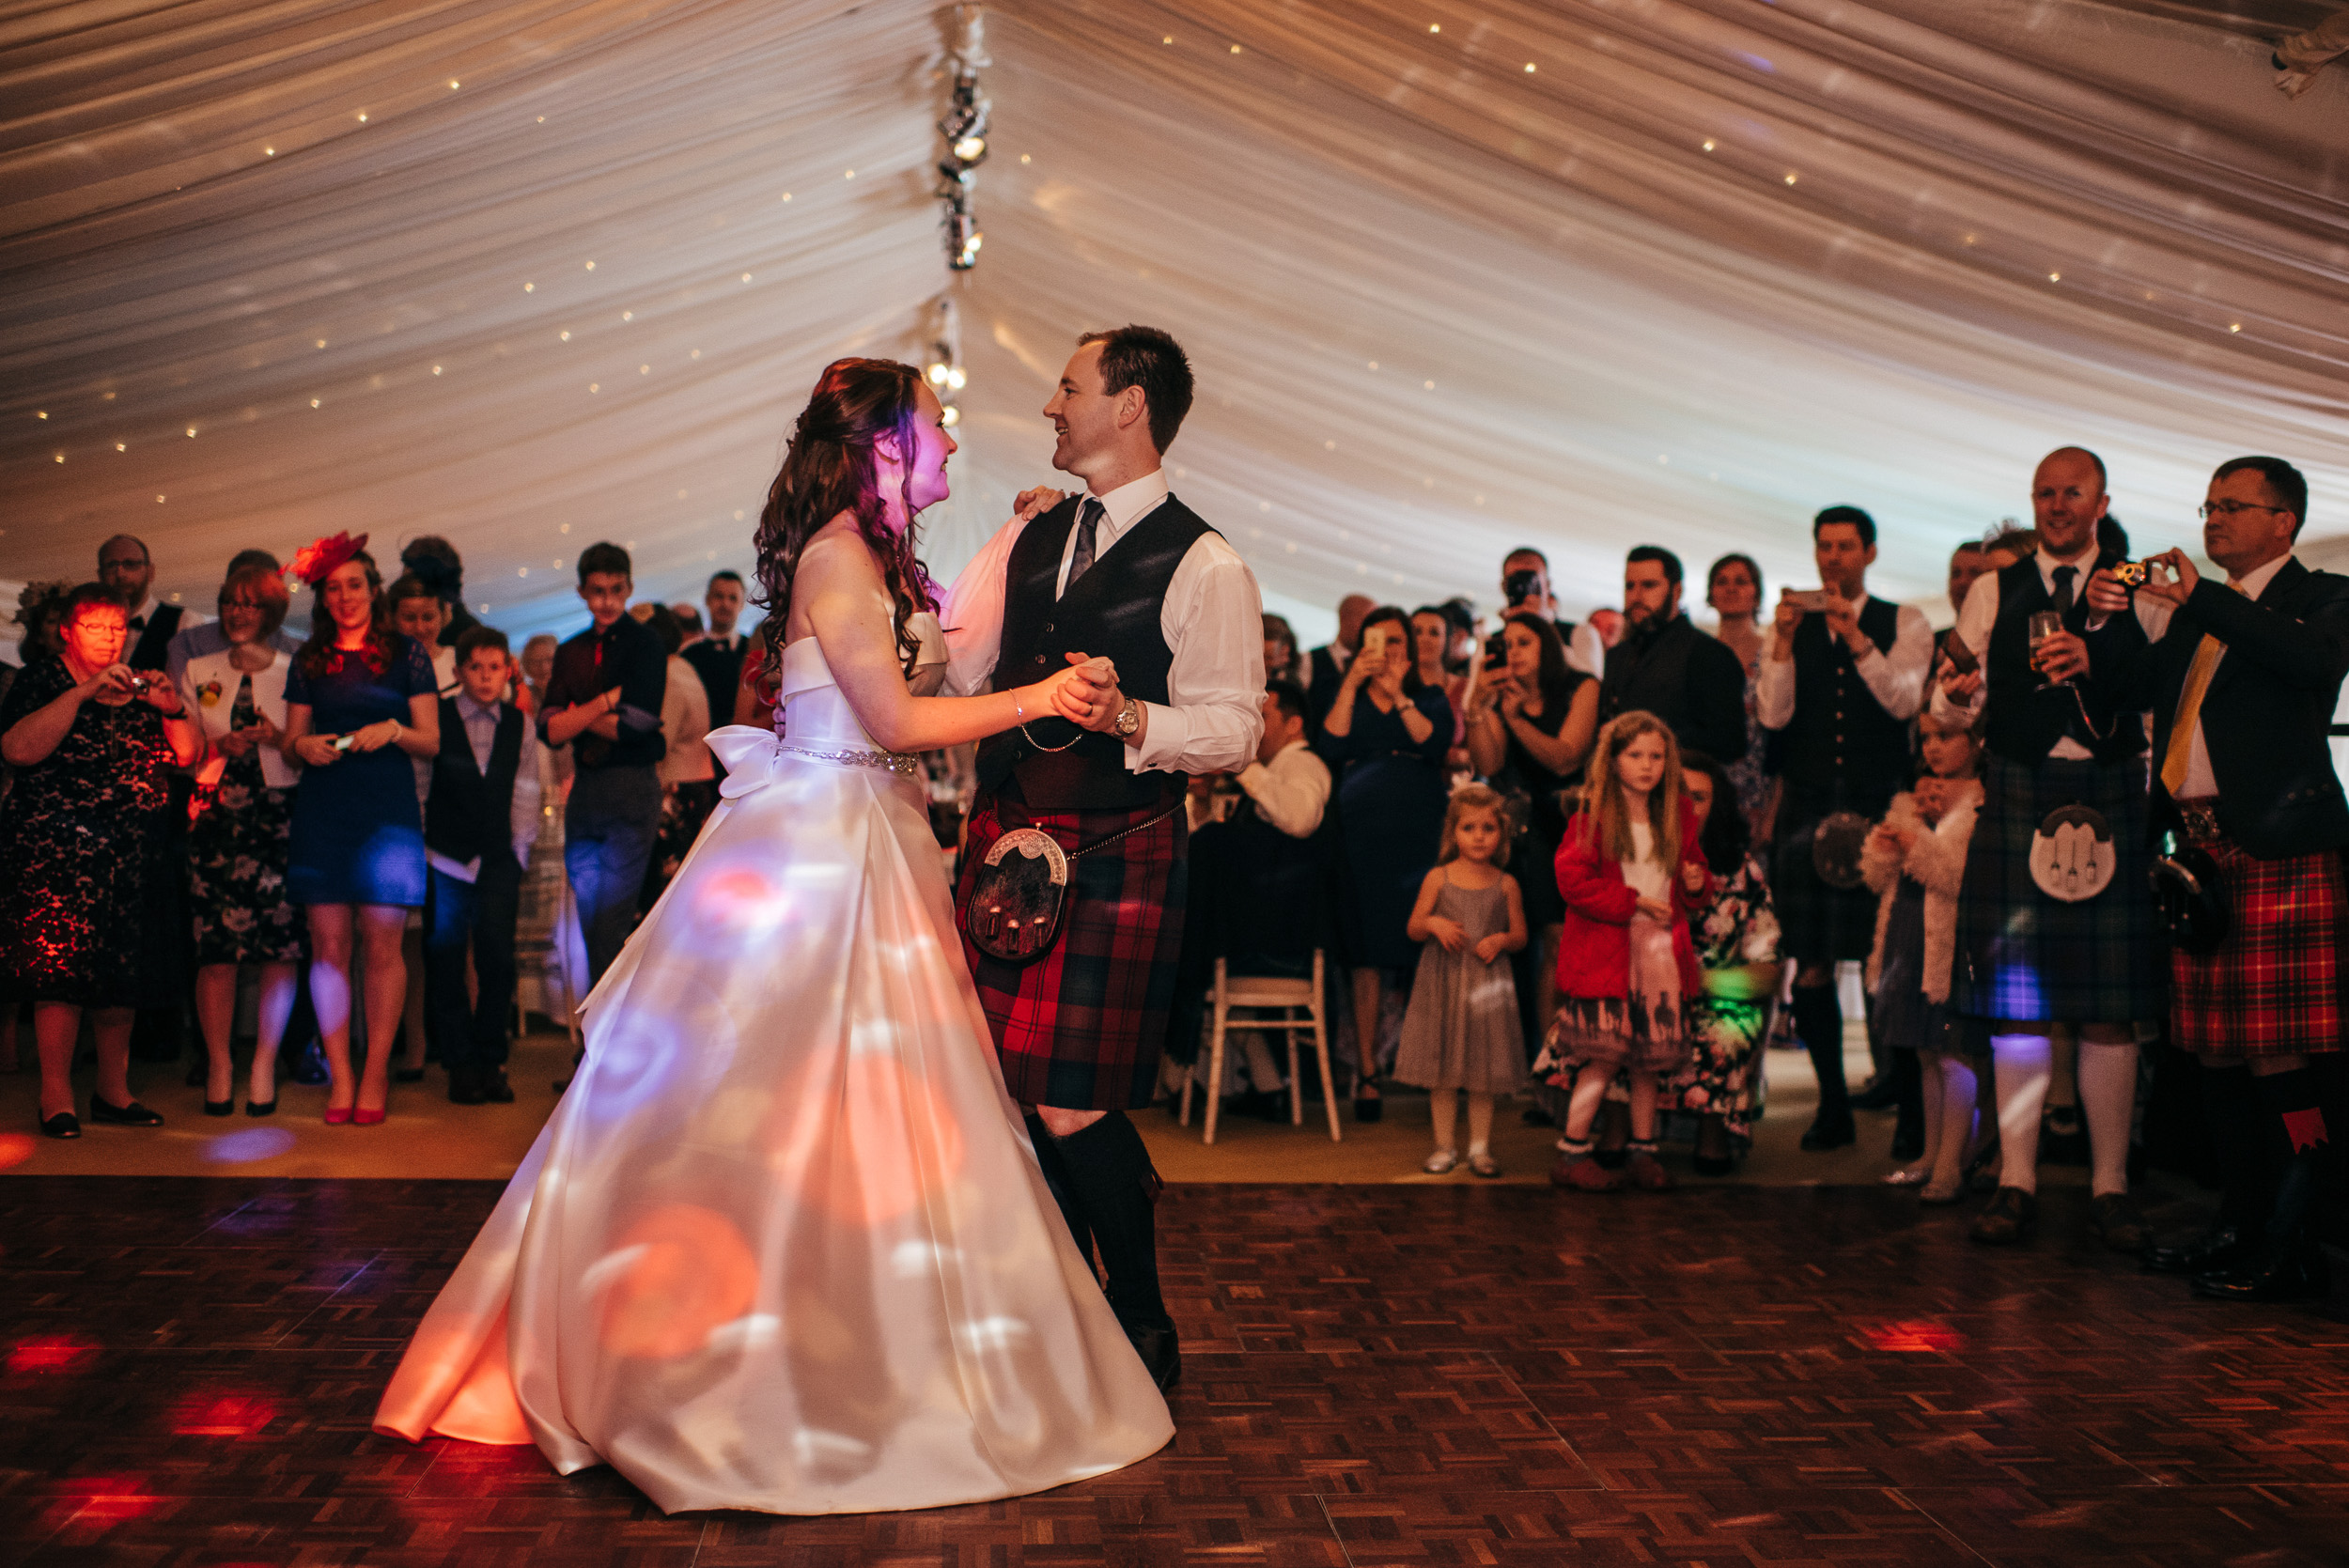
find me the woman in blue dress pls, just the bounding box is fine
[279,536,440,1124]
[1318,603,1455,1122]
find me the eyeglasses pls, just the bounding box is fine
[2198,500,2289,520]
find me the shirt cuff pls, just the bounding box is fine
[1129,701,1189,772]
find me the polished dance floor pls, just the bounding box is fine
[3,1174,2345,1566]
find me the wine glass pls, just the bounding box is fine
[2028,611,2069,687]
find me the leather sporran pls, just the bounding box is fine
[2149,840,2229,955]
[1810,811,1873,891]
[966,828,1071,965]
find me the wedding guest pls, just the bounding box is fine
[1669,752,1782,1174]
[280,536,442,1125]
[539,542,667,986]
[671,604,704,644]
[681,570,751,725]
[1598,546,1749,765]
[1756,507,1935,1152]
[180,563,306,1116]
[644,606,716,911]
[1465,611,1597,1058]
[389,574,460,697]
[1318,605,1453,1121]
[1261,613,1299,684]
[1,583,200,1138]
[426,627,543,1106]
[1587,607,1626,651]
[1410,604,1470,747]
[1704,552,1772,831]
[386,573,459,1080]
[100,534,204,674]
[1500,547,1605,675]
[1302,593,1374,734]
[398,536,479,646]
[165,550,301,683]
[1935,448,2162,1251]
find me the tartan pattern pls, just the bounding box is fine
[1770,814,1879,963]
[957,795,1189,1110]
[2170,825,2349,1059]
[1953,753,2163,1023]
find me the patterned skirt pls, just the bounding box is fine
[188,781,307,967]
[957,793,1189,1111]
[1952,754,2161,1024]
[1533,915,1691,1079]
[2170,820,2347,1059]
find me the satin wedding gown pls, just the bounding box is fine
[373,610,1173,1515]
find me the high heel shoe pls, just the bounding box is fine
[244,1097,277,1117]
[203,1098,235,1117]
[352,1107,386,1126]
[323,1105,353,1126]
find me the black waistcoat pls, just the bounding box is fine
[425,699,525,865]
[127,604,183,672]
[976,494,1212,810]
[1780,598,1907,818]
[1983,555,2143,766]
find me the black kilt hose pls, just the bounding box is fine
[1953,753,2162,1024]
[957,793,1189,1111]
[1771,814,1879,963]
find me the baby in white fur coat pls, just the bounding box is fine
[1862,714,1984,1203]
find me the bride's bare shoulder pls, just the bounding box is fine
[797,519,885,585]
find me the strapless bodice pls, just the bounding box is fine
[775,611,946,747]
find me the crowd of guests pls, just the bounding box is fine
[0,532,754,1131]
[1181,445,2346,1305]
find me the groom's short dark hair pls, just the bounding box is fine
[1079,326,1193,455]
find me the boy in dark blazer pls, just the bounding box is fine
[425,627,543,1104]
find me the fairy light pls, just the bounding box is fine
[936,6,989,270]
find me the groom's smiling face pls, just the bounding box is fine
[1043,340,1131,479]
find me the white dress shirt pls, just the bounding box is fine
[1754,592,1936,730]
[943,469,1267,776]
[2122,551,2292,800]
[1563,619,1605,679]
[1933,543,2167,760]
[425,693,545,883]
[1236,738,1332,839]
[658,653,714,784]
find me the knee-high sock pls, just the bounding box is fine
[2252,1068,2332,1255]
[1928,1054,1980,1191]
[2076,1039,2139,1198]
[1024,1112,1092,1261]
[2201,1064,2272,1233]
[1792,984,1847,1118]
[1052,1110,1172,1330]
[1991,1032,2054,1194]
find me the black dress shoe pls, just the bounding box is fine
[202,1098,234,1117]
[244,1097,277,1118]
[87,1097,163,1127]
[392,1066,427,1084]
[1127,1322,1181,1393]
[2146,1225,2244,1276]
[1969,1185,2039,1245]
[1800,1110,1856,1151]
[39,1111,81,1140]
[482,1067,516,1104]
[1353,1089,1382,1125]
[2193,1248,2332,1303]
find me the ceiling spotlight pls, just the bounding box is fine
[954,135,986,161]
[926,362,950,385]
[941,406,961,427]
[944,366,967,390]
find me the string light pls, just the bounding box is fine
[1429,23,1440,32]
[1703,139,1716,151]
[936,7,989,271]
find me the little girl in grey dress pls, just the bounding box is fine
[1394,784,1529,1175]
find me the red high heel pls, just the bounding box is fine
[352,1107,386,1126]
[323,1105,353,1126]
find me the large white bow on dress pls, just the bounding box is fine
[705,725,782,800]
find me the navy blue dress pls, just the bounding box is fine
[1321,683,1455,971]
[286,634,434,908]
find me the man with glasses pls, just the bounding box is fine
[2086,458,2349,1301]
[98,536,202,674]
[1934,447,2166,1254]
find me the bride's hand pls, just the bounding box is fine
[1013,486,1068,522]
[1034,655,1115,724]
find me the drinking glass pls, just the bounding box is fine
[2028,611,2068,686]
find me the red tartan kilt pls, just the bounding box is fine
[955,795,1189,1110]
[2170,829,2349,1059]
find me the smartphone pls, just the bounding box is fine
[1781,588,1830,613]
[332,734,357,753]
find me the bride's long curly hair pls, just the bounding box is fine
[752,357,938,683]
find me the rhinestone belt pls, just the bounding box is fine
[773,740,923,777]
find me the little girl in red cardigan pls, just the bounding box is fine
[1536,711,1712,1192]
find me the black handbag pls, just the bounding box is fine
[965,799,1185,966]
[2148,835,2230,955]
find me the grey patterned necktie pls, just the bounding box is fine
[1065,497,1105,595]
[2050,564,2077,615]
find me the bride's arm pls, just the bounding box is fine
[801,536,1105,753]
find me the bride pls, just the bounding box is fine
[372,358,1174,1514]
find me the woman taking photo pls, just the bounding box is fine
[1319,604,1455,1121]
[180,562,308,1116]
[280,536,440,1125]
[1,583,201,1137]
[1703,552,1771,834]
[1465,611,1597,1053]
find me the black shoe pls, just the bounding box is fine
[2088,1192,2153,1254]
[392,1066,427,1085]
[1890,1125,1925,1162]
[1520,1103,1558,1127]
[1800,1110,1856,1151]
[2146,1225,2246,1276]
[481,1066,515,1104]
[2193,1248,2332,1303]
[202,1098,234,1117]
[1850,1077,1902,1111]
[244,1097,277,1118]
[288,1042,330,1087]
[1969,1185,2039,1245]
[39,1110,80,1140]
[1353,1089,1382,1124]
[88,1097,163,1127]
[447,1067,488,1106]
[1127,1321,1181,1392]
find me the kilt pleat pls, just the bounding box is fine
[1952,753,2162,1023]
[2171,826,2348,1059]
[957,796,1188,1111]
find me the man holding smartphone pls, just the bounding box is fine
[1756,506,1935,1153]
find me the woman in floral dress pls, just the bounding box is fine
[180,563,308,1115]
[1669,750,1782,1173]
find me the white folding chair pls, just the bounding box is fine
[1179,949,1341,1144]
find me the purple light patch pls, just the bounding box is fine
[198,1127,297,1164]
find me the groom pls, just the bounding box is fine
[947,326,1266,1393]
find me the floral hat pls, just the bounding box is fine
[287,532,369,586]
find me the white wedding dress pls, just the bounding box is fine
[373,608,1173,1515]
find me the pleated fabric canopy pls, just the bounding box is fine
[6,0,2347,646]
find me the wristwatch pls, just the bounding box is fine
[1112,696,1143,738]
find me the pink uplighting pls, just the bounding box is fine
[1863,1320,1967,1353]
[596,1203,760,1359]
[0,1133,37,1171]
[8,1335,98,1375]
[169,1392,279,1437]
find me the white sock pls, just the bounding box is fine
[1930,1055,1980,1192]
[1991,1032,2053,1195]
[2075,1039,2139,1199]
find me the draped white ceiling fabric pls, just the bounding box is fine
[6,0,2349,646]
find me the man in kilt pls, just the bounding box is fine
[1755,505,1934,1152]
[943,326,1265,1391]
[1935,447,2164,1251]
[2087,457,2349,1301]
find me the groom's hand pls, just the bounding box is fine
[1059,652,1126,732]
[1013,486,1068,521]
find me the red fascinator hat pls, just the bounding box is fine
[287,532,369,587]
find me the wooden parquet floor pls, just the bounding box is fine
[4,1176,2347,1565]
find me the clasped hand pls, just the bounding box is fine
[1036,653,1120,728]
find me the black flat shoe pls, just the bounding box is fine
[392,1066,427,1084]
[202,1098,234,1117]
[2146,1224,2245,1276]
[244,1097,277,1118]
[1352,1091,1382,1124]
[39,1111,80,1140]
[87,1097,163,1127]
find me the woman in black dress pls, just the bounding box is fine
[1,583,202,1138]
[1465,612,1598,1052]
[1319,605,1455,1121]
